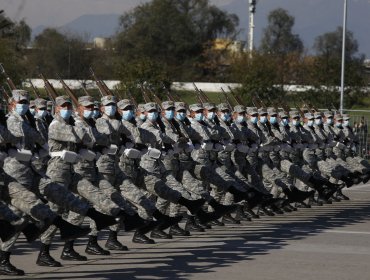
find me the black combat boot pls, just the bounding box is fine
[150,228,172,239]
[132,220,158,244]
[177,198,205,215]
[86,208,117,231]
[85,236,110,255]
[209,219,225,226]
[105,230,128,251]
[185,215,205,232]
[132,231,155,244]
[52,216,90,241]
[0,251,24,276]
[61,240,87,261]
[222,213,241,224]
[257,206,275,216]
[169,224,190,236]
[235,205,252,221]
[36,243,62,267]
[336,188,350,201]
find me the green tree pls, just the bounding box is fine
[312,27,366,108]
[28,28,94,79]
[115,0,239,81]
[260,8,303,55]
[115,56,171,103]
[0,11,30,88]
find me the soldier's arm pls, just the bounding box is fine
[48,120,80,143]
[7,115,45,145]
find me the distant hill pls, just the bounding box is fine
[31,0,370,56]
[32,14,121,41]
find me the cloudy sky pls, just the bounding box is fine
[2,0,233,28]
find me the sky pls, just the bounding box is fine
[2,0,233,28]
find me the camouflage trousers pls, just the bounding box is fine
[99,173,155,221]
[156,172,193,217]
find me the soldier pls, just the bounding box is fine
[139,102,215,228]
[95,96,178,245]
[115,99,182,242]
[29,100,36,116]
[36,95,125,267]
[187,103,253,216]
[135,104,146,126]
[45,100,54,125]
[2,90,92,274]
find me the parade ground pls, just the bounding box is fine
[1,184,370,280]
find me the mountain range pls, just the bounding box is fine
[32,0,370,56]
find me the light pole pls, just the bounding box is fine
[340,0,347,114]
[248,0,256,56]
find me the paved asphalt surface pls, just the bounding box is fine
[1,184,370,280]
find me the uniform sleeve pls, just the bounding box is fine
[48,119,80,143]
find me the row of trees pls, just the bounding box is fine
[0,1,369,109]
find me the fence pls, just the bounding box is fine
[345,110,370,159]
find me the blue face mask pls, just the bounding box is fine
[336,123,342,128]
[251,116,258,124]
[326,118,333,125]
[221,113,231,122]
[315,119,322,125]
[105,105,116,117]
[343,120,349,127]
[292,120,300,126]
[92,110,100,118]
[195,113,204,121]
[176,112,186,121]
[30,108,36,115]
[281,119,289,126]
[269,116,277,124]
[37,110,47,118]
[165,110,174,120]
[236,116,245,123]
[148,112,158,121]
[122,110,134,121]
[15,104,29,116]
[307,120,314,127]
[260,116,267,124]
[60,109,72,119]
[139,114,146,120]
[83,110,93,119]
[207,112,215,120]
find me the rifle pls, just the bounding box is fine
[0,63,16,90]
[226,86,243,106]
[80,82,92,97]
[193,82,208,104]
[39,73,59,103]
[126,90,138,109]
[161,82,176,102]
[146,86,163,109]
[294,101,305,119]
[0,85,10,100]
[89,67,111,97]
[28,80,41,98]
[255,93,268,108]
[57,74,79,108]
[139,84,152,104]
[221,87,233,110]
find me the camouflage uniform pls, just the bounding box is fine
[117,99,158,220]
[139,102,191,213]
